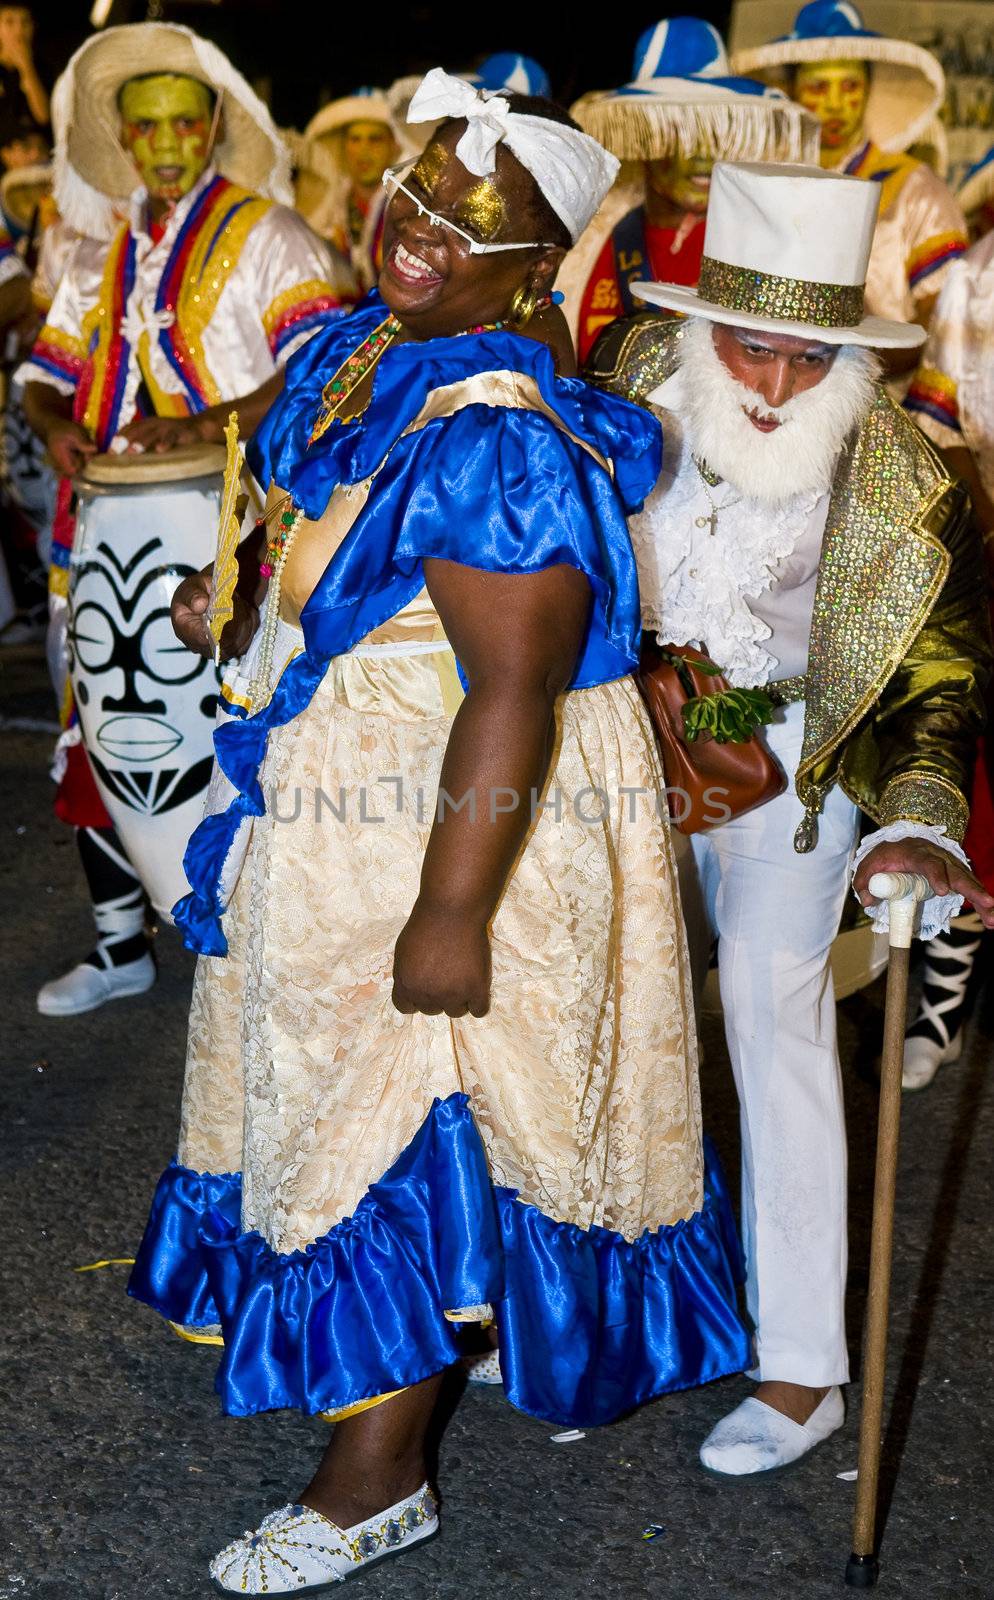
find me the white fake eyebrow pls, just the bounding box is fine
[730,328,831,358]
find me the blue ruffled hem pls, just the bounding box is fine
[129,1094,749,1427]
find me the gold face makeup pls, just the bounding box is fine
[455,181,506,242]
[406,146,506,243]
[410,141,449,197]
[119,74,214,204]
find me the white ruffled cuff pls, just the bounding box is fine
[851,822,970,941]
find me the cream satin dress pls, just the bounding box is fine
[177,406,704,1269]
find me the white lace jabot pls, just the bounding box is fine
[628,370,827,687]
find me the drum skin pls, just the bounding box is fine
[67,451,225,920]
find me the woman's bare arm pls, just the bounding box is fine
[391,557,591,1018]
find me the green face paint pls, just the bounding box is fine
[119,74,214,203]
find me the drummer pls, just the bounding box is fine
[18,21,356,1018]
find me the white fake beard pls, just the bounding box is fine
[676,316,880,506]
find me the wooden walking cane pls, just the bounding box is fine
[845,870,931,1589]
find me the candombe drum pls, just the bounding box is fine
[67,444,227,920]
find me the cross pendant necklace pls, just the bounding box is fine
[693,456,740,535]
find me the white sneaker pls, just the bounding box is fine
[210,1484,438,1595]
[902,1027,963,1092]
[700,1387,844,1477]
[37,952,155,1016]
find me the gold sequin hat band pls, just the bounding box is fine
[696,256,865,328]
[629,159,926,350]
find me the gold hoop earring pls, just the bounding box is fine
[509,285,540,327]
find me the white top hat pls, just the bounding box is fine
[631,159,925,348]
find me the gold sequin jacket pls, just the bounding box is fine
[586,313,991,843]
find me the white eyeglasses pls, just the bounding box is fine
[381,163,556,254]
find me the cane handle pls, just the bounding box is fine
[867,871,932,950]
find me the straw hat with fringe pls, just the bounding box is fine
[52,22,292,240]
[571,16,820,166]
[732,1,945,157]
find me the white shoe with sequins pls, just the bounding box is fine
[209,1484,438,1594]
[463,1347,503,1384]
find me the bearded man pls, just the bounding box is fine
[18,22,353,1018]
[586,160,993,1475]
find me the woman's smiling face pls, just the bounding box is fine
[377,122,565,339]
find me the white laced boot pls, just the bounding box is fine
[210,1484,438,1594]
[37,828,155,1016]
[903,911,984,1092]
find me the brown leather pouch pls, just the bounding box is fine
[635,640,787,833]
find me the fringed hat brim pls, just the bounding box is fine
[731,36,944,154]
[571,88,820,165]
[53,22,292,218]
[630,277,926,349]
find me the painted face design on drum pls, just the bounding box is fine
[69,534,218,816]
[119,74,214,203]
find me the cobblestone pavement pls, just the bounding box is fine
[2,645,992,1600]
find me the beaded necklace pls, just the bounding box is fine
[248,300,549,707]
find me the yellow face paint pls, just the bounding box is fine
[793,59,869,161]
[119,74,214,203]
[455,181,505,242]
[646,151,714,216]
[342,119,397,188]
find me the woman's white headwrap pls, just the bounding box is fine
[407,67,620,244]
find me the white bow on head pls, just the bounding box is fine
[406,66,620,244]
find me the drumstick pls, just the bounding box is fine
[206,410,244,665]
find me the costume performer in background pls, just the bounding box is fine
[734,0,967,393]
[0,4,48,131]
[294,87,407,291]
[466,51,551,97]
[19,21,352,1018]
[129,73,749,1594]
[587,160,993,1475]
[564,16,818,363]
[956,145,994,244]
[902,241,994,1088]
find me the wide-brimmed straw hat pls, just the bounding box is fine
[732,1,945,156]
[958,144,994,219]
[1,162,52,229]
[51,22,291,236]
[572,16,819,164]
[631,160,925,349]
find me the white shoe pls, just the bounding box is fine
[210,1484,438,1594]
[902,1027,963,1092]
[463,1347,502,1385]
[37,952,155,1016]
[700,1387,844,1477]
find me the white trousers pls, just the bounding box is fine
[680,701,859,1386]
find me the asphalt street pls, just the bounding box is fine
[2,641,993,1600]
